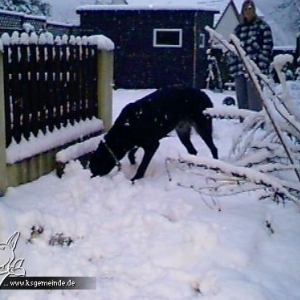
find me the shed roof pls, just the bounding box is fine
[77,4,219,13]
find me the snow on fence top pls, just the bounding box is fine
[6,118,103,164]
[0,31,114,51]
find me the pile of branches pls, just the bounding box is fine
[167,27,300,208]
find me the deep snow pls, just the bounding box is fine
[0,89,300,300]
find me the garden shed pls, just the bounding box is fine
[77,4,218,89]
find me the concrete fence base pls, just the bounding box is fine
[6,149,57,187]
[6,132,101,188]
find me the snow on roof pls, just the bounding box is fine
[77,4,219,12]
[270,19,297,48]
[46,20,73,27]
[0,9,24,16]
[273,45,296,51]
[0,9,47,20]
[126,0,216,6]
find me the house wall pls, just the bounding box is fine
[215,5,238,41]
[78,9,216,89]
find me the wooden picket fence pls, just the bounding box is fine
[0,32,114,195]
[4,42,98,147]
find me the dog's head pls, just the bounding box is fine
[89,141,117,177]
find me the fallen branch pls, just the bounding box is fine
[204,106,255,120]
[166,156,300,208]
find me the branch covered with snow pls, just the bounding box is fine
[167,156,300,208]
[181,26,300,207]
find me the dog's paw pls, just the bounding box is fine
[131,173,143,183]
[128,155,136,165]
[129,159,136,165]
[130,176,138,183]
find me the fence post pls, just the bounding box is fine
[97,49,114,131]
[0,51,8,196]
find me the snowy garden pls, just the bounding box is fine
[0,28,300,299]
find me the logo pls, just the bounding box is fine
[0,232,26,287]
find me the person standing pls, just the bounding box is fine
[228,0,273,111]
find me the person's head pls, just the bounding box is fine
[240,0,257,23]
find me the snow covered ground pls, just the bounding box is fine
[0,88,300,299]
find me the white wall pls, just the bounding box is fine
[215,5,239,41]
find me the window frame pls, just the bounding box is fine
[153,28,183,48]
[199,33,205,49]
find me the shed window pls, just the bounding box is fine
[153,29,182,48]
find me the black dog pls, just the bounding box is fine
[90,87,218,181]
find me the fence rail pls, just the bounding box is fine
[0,32,114,195]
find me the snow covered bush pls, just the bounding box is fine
[169,27,300,208]
[206,48,223,92]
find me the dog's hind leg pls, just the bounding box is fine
[176,122,197,155]
[131,141,160,182]
[193,118,218,159]
[128,147,138,165]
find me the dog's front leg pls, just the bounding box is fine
[128,147,138,165]
[131,142,159,182]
